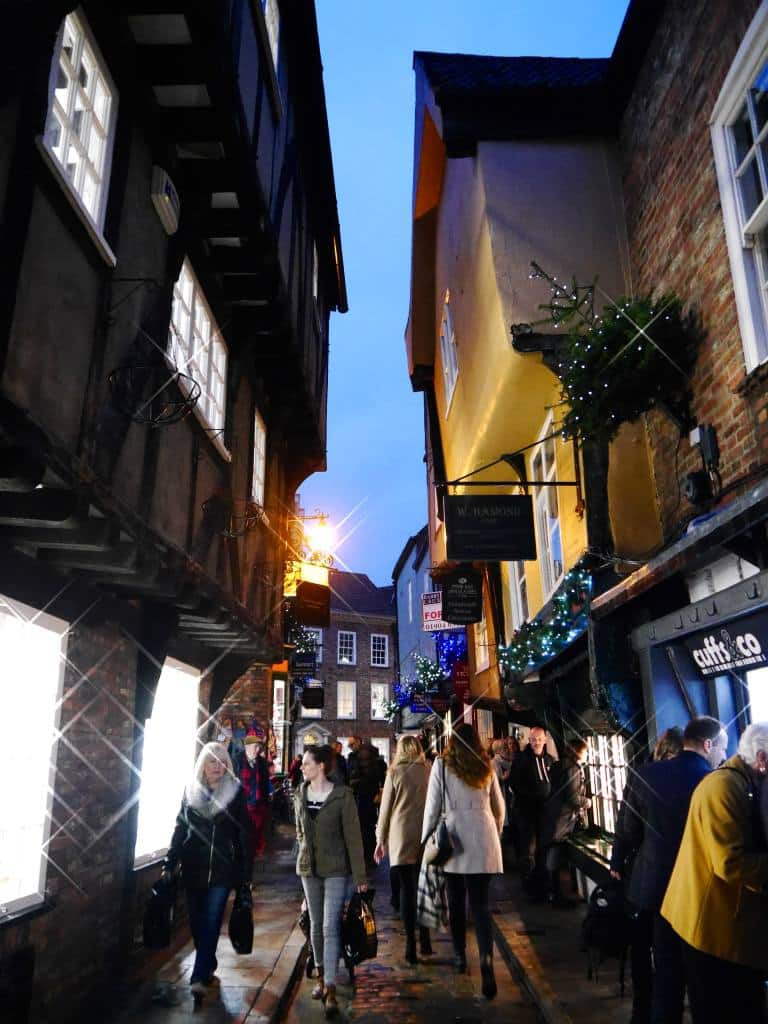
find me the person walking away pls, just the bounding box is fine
[510,725,554,896]
[162,742,248,1004]
[610,717,727,1024]
[540,739,591,906]
[374,735,433,964]
[294,744,367,1018]
[238,731,271,864]
[422,723,505,999]
[349,739,384,865]
[610,726,684,1024]
[661,722,768,1024]
[329,740,348,785]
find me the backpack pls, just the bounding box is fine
[580,885,630,995]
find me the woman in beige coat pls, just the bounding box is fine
[421,723,504,999]
[374,735,433,963]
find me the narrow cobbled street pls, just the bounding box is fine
[283,861,539,1024]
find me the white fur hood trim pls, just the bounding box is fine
[185,774,241,817]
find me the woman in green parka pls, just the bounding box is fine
[295,744,367,1018]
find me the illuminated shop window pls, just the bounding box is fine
[0,595,67,916]
[134,658,200,864]
[585,733,627,834]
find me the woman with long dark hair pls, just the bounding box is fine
[294,744,367,1018]
[374,735,433,963]
[421,723,505,999]
[163,742,248,1004]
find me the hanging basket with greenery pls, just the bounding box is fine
[528,263,701,442]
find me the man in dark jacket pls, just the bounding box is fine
[348,739,385,864]
[510,725,555,893]
[610,715,727,1024]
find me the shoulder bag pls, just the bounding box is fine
[423,758,453,866]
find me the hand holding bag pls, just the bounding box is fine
[423,759,453,867]
[229,885,254,955]
[341,890,378,965]
[142,873,177,949]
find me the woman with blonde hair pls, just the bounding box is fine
[374,735,433,963]
[163,741,249,1004]
[421,723,505,999]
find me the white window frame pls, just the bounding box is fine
[0,595,68,917]
[531,419,564,600]
[262,0,280,71]
[41,9,118,265]
[169,259,230,460]
[134,657,200,866]
[337,681,357,720]
[585,733,628,834]
[337,630,357,666]
[508,560,529,634]
[371,683,389,720]
[304,627,323,664]
[439,291,459,411]
[711,3,768,370]
[370,633,389,668]
[474,613,490,672]
[251,407,267,506]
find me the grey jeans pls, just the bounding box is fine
[301,874,349,985]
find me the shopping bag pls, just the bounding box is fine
[341,890,378,966]
[142,876,177,949]
[229,888,254,955]
[417,862,448,931]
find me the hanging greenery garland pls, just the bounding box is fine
[527,263,700,442]
[498,569,591,673]
[383,654,446,723]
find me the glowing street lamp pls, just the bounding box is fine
[302,514,336,567]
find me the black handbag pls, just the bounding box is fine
[423,759,453,867]
[229,887,254,955]
[341,890,378,966]
[142,875,177,949]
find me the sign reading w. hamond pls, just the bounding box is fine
[683,611,768,677]
[445,495,537,562]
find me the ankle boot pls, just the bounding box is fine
[323,984,339,1017]
[311,967,325,1000]
[404,936,418,965]
[453,950,467,973]
[480,955,497,1000]
[419,927,433,956]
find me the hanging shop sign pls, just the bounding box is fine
[451,660,471,704]
[300,682,325,709]
[445,495,536,562]
[442,568,483,624]
[296,580,330,627]
[421,591,463,632]
[292,649,317,675]
[683,611,768,677]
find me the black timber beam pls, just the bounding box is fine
[221,277,274,304]
[37,542,140,574]
[157,108,222,142]
[0,490,78,526]
[135,44,205,85]
[0,520,119,551]
[209,247,274,275]
[0,445,46,491]
[173,160,239,194]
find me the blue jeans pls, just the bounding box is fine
[186,886,230,984]
[301,875,349,985]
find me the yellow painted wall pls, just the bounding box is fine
[426,137,661,636]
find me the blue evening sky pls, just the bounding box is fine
[301,0,630,586]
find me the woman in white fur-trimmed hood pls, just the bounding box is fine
[162,741,249,1002]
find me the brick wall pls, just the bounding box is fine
[0,619,140,1023]
[292,612,397,758]
[620,0,766,538]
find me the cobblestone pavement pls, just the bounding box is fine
[283,863,540,1024]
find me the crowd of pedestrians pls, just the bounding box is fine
[155,717,768,1021]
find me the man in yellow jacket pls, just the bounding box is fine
[661,721,768,1023]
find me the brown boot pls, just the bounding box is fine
[323,984,339,1017]
[311,968,324,999]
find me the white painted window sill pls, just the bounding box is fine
[36,137,117,268]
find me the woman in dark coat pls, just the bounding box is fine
[163,741,249,1003]
[540,739,590,905]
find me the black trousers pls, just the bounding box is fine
[390,863,429,950]
[356,794,377,863]
[681,938,766,1024]
[651,914,685,1024]
[629,909,653,1024]
[445,872,493,961]
[516,806,546,882]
